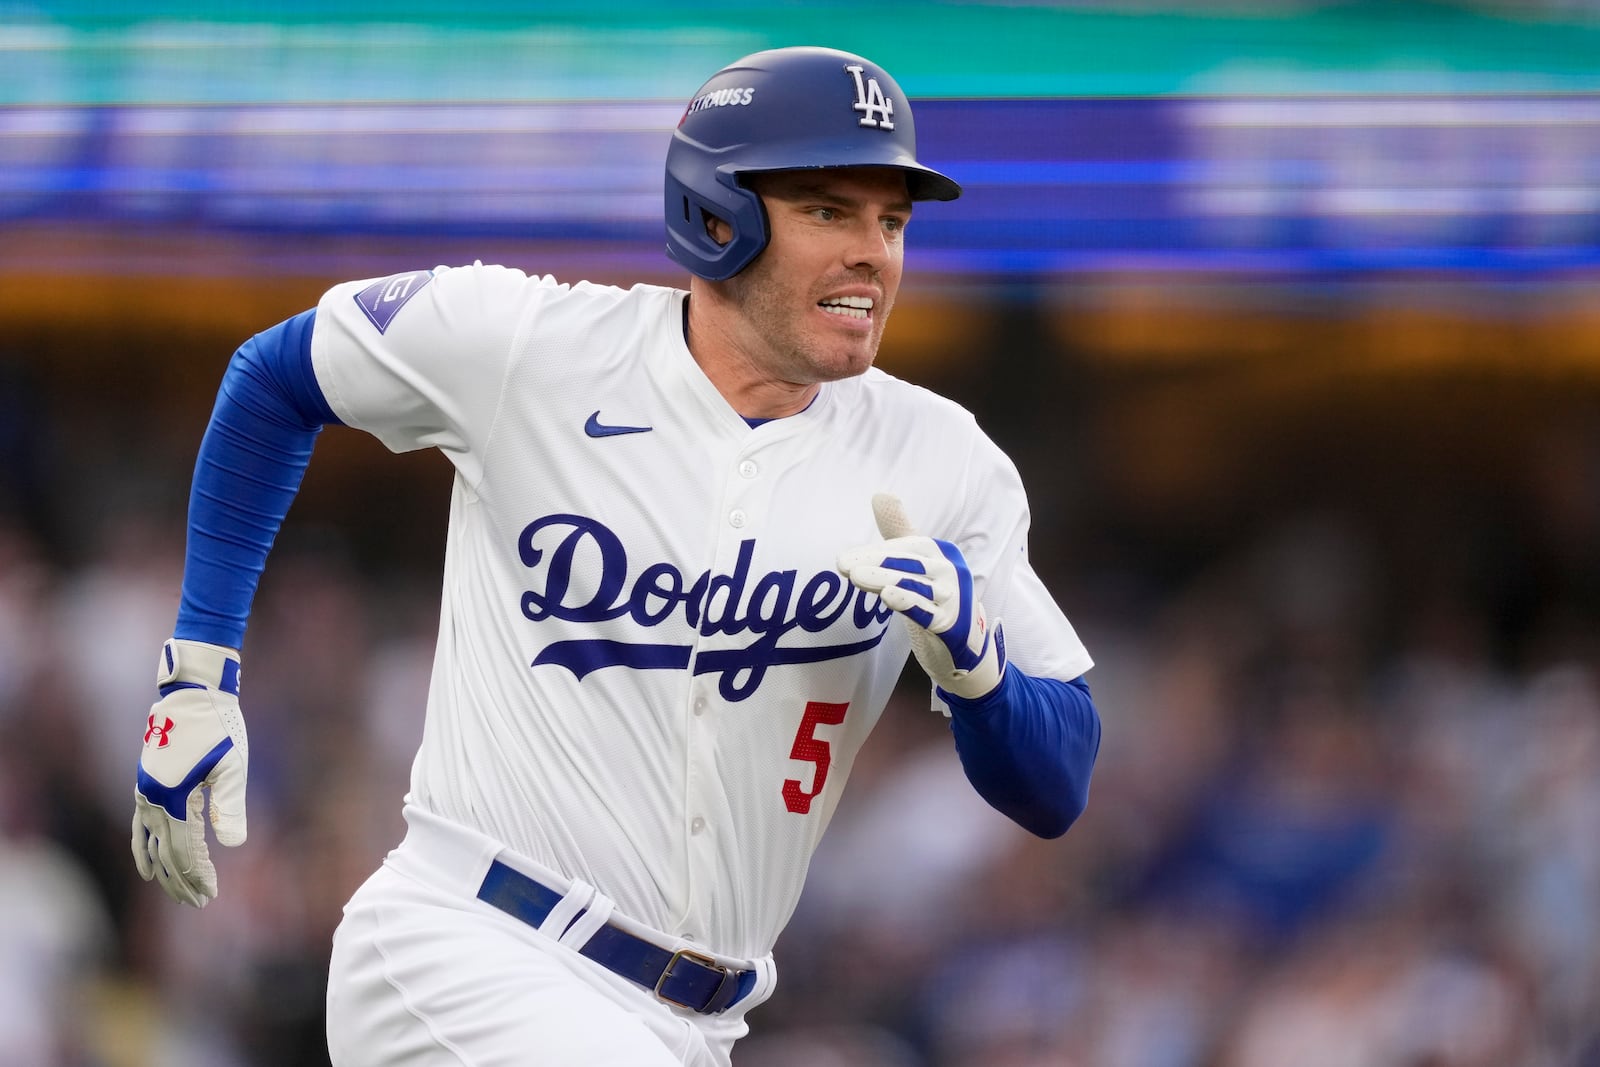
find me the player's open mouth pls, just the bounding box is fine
[818,296,873,320]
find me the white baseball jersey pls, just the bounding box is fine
[311,262,1092,960]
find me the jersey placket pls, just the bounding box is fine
[677,431,769,944]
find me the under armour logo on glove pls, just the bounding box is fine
[144,714,175,748]
[837,493,1006,701]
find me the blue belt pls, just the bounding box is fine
[476,860,757,1015]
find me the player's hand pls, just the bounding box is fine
[131,639,249,907]
[837,493,1006,701]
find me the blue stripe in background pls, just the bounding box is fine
[2,97,1596,277]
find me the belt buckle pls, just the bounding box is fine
[654,948,726,1010]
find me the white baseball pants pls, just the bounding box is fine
[325,806,776,1067]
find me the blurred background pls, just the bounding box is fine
[3,1,1600,1064]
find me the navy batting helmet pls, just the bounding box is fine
[664,46,961,281]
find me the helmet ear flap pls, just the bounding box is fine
[663,169,770,282]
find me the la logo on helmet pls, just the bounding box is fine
[845,65,895,130]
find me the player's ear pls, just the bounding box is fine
[703,211,732,246]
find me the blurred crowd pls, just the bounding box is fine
[2,420,1599,1067]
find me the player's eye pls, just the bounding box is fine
[882,215,907,235]
[810,207,838,222]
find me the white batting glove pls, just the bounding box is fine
[131,639,249,907]
[838,493,1006,701]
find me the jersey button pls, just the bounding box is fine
[690,816,706,834]
[693,697,707,716]
[738,460,758,479]
[729,509,747,528]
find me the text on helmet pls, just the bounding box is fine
[686,86,756,117]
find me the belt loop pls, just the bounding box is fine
[538,877,595,940]
[557,891,613,951]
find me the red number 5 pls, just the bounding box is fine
[782,700,849,814]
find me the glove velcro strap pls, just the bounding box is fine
[158,639,242,697]
[939,620,1006,702]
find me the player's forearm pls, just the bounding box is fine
[175,309,340,647]
[943,669,1101,839]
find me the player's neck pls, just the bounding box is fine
[682,293,821,421]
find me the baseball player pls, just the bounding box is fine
[131,46,1102,1066]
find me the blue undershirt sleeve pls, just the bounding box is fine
[941,669,1102,839]
[173,309,340,648]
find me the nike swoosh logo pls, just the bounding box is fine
[584,411,653,438]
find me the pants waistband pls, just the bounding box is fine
[388,805,761,1016]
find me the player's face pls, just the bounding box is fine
[723,167,911,385]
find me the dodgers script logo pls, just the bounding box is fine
[518,514,894,701]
